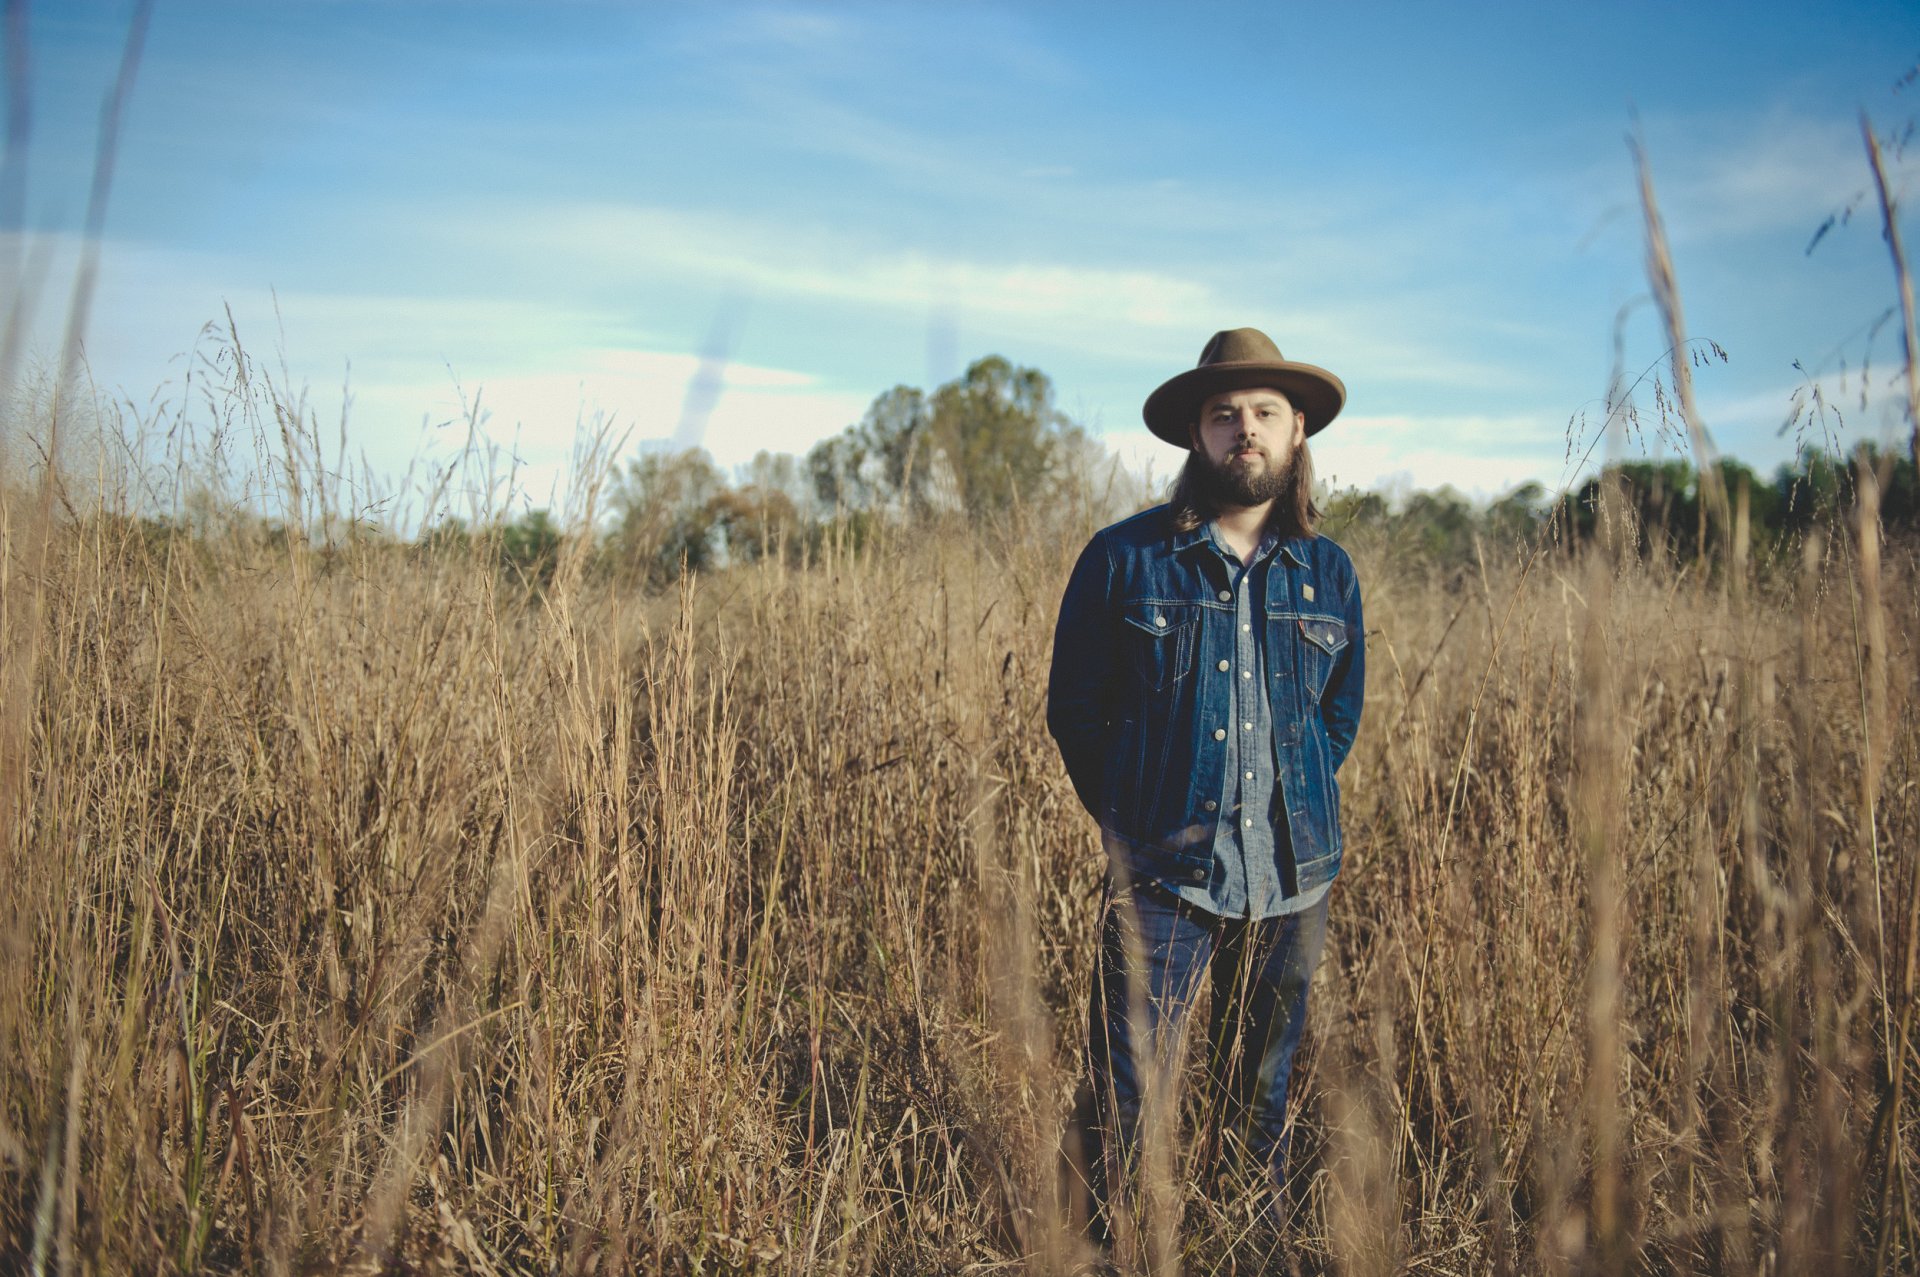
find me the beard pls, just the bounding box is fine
[1191,443,1295,510]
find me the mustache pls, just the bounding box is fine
[1191,441,1294,508]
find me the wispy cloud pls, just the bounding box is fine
[1665,113,1890,240]
[1320,412,1576,499]
[1698,365,1914,458]
[455,201,1229,355]
[434,197,1540,401]
[1563,106,1918,248]
[11,234,868,503]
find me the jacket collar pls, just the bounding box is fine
[1170,521,1212,557]
[1169,514,1312,569]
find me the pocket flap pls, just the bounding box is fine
[1298,617,1347,655]
[1123,603,1192,637]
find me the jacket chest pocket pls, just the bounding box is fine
[1122,603,1197,692]
[1297,616,1348,700]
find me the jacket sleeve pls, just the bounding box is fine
[1320,564,1366,772]
[1046,533,1118,819]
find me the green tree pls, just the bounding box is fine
[607,448,727,586]
[1484,481,1549,550]
[1318,488,1388,541]
[1774,442,1917,536]
[1394,487,1480,565]
[418,516,472,557]
[806,386,930,512]
[499,508,563,587]
[1562,458,1774,560]
[806,356,1088,520]
[719,450,810,563]
[926,355,1081,516]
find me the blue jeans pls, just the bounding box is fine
[1069,876,1329,1240]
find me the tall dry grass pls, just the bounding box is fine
[0,328,1915,1274]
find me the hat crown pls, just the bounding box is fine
[1198,327,1285,368]
[1142,325,1344,447]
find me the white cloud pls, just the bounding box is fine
[1677,117,1881,239]
[1316,412,1576,500]
[439,198,1544,398]
[1614,108,1918,245]
[461,201,1229,358]
[1696,365,1914,462]
[316,345,872,513]
[4,233,872,515]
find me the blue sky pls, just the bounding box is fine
[15,1,1920,512]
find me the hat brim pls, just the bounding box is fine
[1142,361,1346,448]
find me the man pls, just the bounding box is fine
[1047,328,1365,1244]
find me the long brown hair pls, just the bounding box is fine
[1166,442,1319,539]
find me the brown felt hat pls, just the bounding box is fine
[1142,328,1346,448]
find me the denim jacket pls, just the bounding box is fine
[1046,504,1365,897]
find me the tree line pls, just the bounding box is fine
[98,354,1920,588]
[1322,449,1918,571]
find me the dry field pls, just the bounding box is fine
[0,381,1915,1277]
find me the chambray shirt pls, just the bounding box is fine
[1161,522,1333,921]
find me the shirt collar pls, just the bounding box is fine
[1203,520,1281,565]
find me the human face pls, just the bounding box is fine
[1188,387,1306,508]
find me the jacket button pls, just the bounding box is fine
[1218,589,1231,601]
[1203,800,1217,812]
[1191,868,1206,882]
[1217,659,1230,672]
[1154,615,1167,627]
[1213,728,1226,741]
